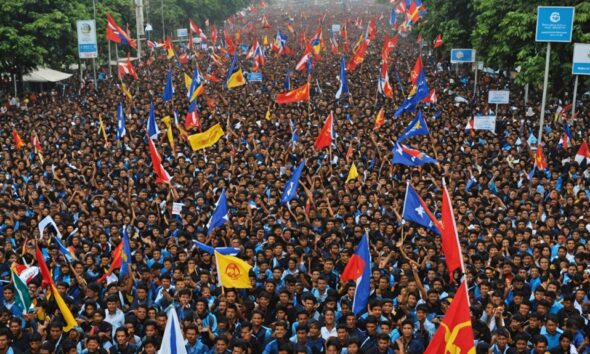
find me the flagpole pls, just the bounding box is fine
[108,41,113,77]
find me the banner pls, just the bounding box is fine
[77,20,98,59]
[473,116,496,132]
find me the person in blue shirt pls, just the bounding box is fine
[262,321,290,354]
[540,315,563,351]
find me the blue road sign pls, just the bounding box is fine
[536,6,575,43]
[247,72,263,82]
[450,49,475,63]
[572,43,590,76]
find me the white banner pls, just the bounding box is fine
[473,116,496,132]
[488,90,510,104]
[76,20,98,59]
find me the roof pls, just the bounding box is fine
[23,67,73,82]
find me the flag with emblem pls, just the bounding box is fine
[398,110,429,143]
[424,280,475,354]
[392,143,437,166]
[275,81,310,104]
[402,182,440,234]
[215,251,252,288]
[11,267,34,314]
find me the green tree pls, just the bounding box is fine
[419,0,476,50]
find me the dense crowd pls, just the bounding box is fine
[0,1,589,354]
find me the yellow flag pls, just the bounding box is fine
[162,116,175,150]
[98,115,108,144]
[51,284,77,331]
[262,35,269,46]
[227,69,246,89]
[215,251,252,288]
[187,124,224,151]
[265,109,271,121]
[120,83,133,101]
[346,162,358,183]
[184,73,192,91]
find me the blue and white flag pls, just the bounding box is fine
[392,143,438,166]
[207,189,229,235]
[280,160,305,205]
[335,56,349,99]
[147,102,159,139]
[192,240,239,256]
[159,306,187,354]
[163,69,174,102]
[117,103,126,140]
[397,110,429,143]
[402,182,440,234]
[53,237,77,263]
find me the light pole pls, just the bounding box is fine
[135,0,144,59]
[92,0,97,85]
[161,0,165,39]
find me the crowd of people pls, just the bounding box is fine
[0,0,589,353]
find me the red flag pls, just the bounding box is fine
[366,18,376,40]
[378,61,393,98]
[184,103,201,131]
[440,181,463,281]
[224,30,235,55]
[433,34,443,48]
[275,82,310,104]
[35,246,54,289]
[314,111,334,151]
[410,56,423,85]
[189,19,207,42]
[295,44,313,71]
[346,39,369,72]
[261,15,271,29]
[423,89,437,104]
[575,141,590,164]
[147,136,172,184]
[12,129,24,149]
[424,281,475,354]
[96,242,123,283]
[535,146,548,170]
[341,24,349,53]
[106,14,137,48]
[118,53,138,80]
[32,134,43,153]
[211,24,218,46]
[374,108,385,130]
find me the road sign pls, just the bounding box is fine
[573,43,590,75]
[332,24,341,33]
[450,49,475,63]
[177,28,188,38]
[488,90,510,104]
[76,20,98,59]
[535,6,575,43]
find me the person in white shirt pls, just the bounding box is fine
[321,309,338,340]
[104,295,125,337]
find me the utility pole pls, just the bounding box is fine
[135,0,144,59]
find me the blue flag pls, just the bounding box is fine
[225,54,238,88]
[284,70,292,90]
[280,160,305,205]
[394,69,429,117]
[335,56,349,99]
[160,307,186,354]
[120,226,132,278]
[342,233,371,315]
[163,69,174,102]
[117,103,126,140]
[397,110,429,143]
[192,240,240,256]
[392,143,438,166]
[390,8,396,27]
[147,102,159,139]
[207,189,229,235]
[53,237,76,263]
[402,183,440,234]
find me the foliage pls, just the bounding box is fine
[417,0,590,94]
[0,0,251,77]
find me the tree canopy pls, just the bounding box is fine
[0,0,251,76]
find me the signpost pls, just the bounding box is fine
[177,28,188,38]
[488,90,510,115]
[535,6,575,144]
[451,49,478,99]
[571,43,590,120]
[76,20,98,83]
